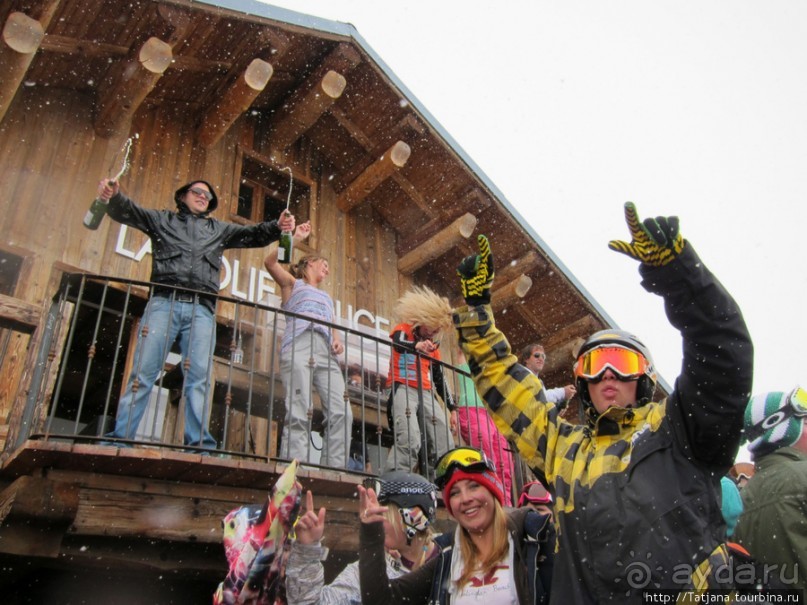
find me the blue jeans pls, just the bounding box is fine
[108,295,217,449]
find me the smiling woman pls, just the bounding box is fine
[357,446,556,604]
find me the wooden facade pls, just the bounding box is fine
[0,0,636,600]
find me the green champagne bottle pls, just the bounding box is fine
[278,228,293,264]
[83,197,108,230]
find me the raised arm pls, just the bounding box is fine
[264,222,311,302]
[608,202,753,469]
[453,235,555,476]
[99,179,162,234]
[357,486,434,605]
[286,490,328,605]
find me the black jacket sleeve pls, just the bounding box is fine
[390,328,414,353]
[358,521,436,605]
[639,243,753,470]
[430,362,456,411]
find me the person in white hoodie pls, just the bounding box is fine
[286,471,443,605]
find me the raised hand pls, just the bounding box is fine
[97,178,119,201]
[457,234,495,305]
[294,221,312,242]
[294,490,326,545]
[278,210,296,233]
[608,202,685,267]
[357,485,388,525]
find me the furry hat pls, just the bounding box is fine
[393,286,452,335]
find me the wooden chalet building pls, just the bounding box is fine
[0,0,648,601]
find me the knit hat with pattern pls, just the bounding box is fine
[744,390,805,460]
[442,468,505,515]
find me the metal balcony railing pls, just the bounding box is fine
[13,272,527,501]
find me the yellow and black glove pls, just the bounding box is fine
[608,202,685,267]
[457,234,494,306]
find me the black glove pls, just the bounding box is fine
[608,202,685,267]
[457,234,494,305]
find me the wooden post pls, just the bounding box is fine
[94,37,173,138]
[398,213,477,274]
[491,275,533,313]
[494,250,548,286]
[336,141,411,212]
[268,70,346,150]
[0,12,45,124]
[197,58,274,148]
[541,336,586,376]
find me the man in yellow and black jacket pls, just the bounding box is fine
[453,204,753,604]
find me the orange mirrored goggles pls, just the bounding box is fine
[433,447,496,489]
[574,346,650,382]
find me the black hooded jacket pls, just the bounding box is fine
[107,191,282,295]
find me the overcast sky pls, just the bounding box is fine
[261,1,807,460]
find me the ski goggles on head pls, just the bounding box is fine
[746,387,807,441]
[433,447,496,489]
[574,345,650,383]
[518,481,553,507]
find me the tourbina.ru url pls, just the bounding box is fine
[642,589,803,603]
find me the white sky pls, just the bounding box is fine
[261,1,807,460]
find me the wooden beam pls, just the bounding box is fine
[0,11,46,124]
[268,69,346,150]
[40,33,234,73]
[491,274,533,314]
[328,104,434,218]
[495,250,548,286]
[398,212,477,274]
[155,4,194,47]
[94,36,173,138]
[336,141,411,212]
[543,314,602,349]
[0,476,80,557]
[197,58,274,148]
[267,43,360,153]
[0,293,41,333]
[542,336,586,376]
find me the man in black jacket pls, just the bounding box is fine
[454,204,753,603]
[97,178,294,451]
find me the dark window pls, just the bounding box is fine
[233,155,310,224]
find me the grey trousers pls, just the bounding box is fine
[280,331,351,468]
[384,383,454,472]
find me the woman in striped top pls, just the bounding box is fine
[264,222,352,468]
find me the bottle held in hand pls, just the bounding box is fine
[277,212,293,264]
[83,197,108,230]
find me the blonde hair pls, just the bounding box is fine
[291,254,327,282]
[383,502,435,571]
[455,500,509,589]
[393,286,452,335]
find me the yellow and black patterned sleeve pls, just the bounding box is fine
[453,304,563,476]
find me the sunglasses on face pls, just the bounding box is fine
[746,387,807,442]
[518,481,553,507]
[433,447,496,489]
[532,352,546,360]
[574,345,649,383]
[188,187,213,202]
